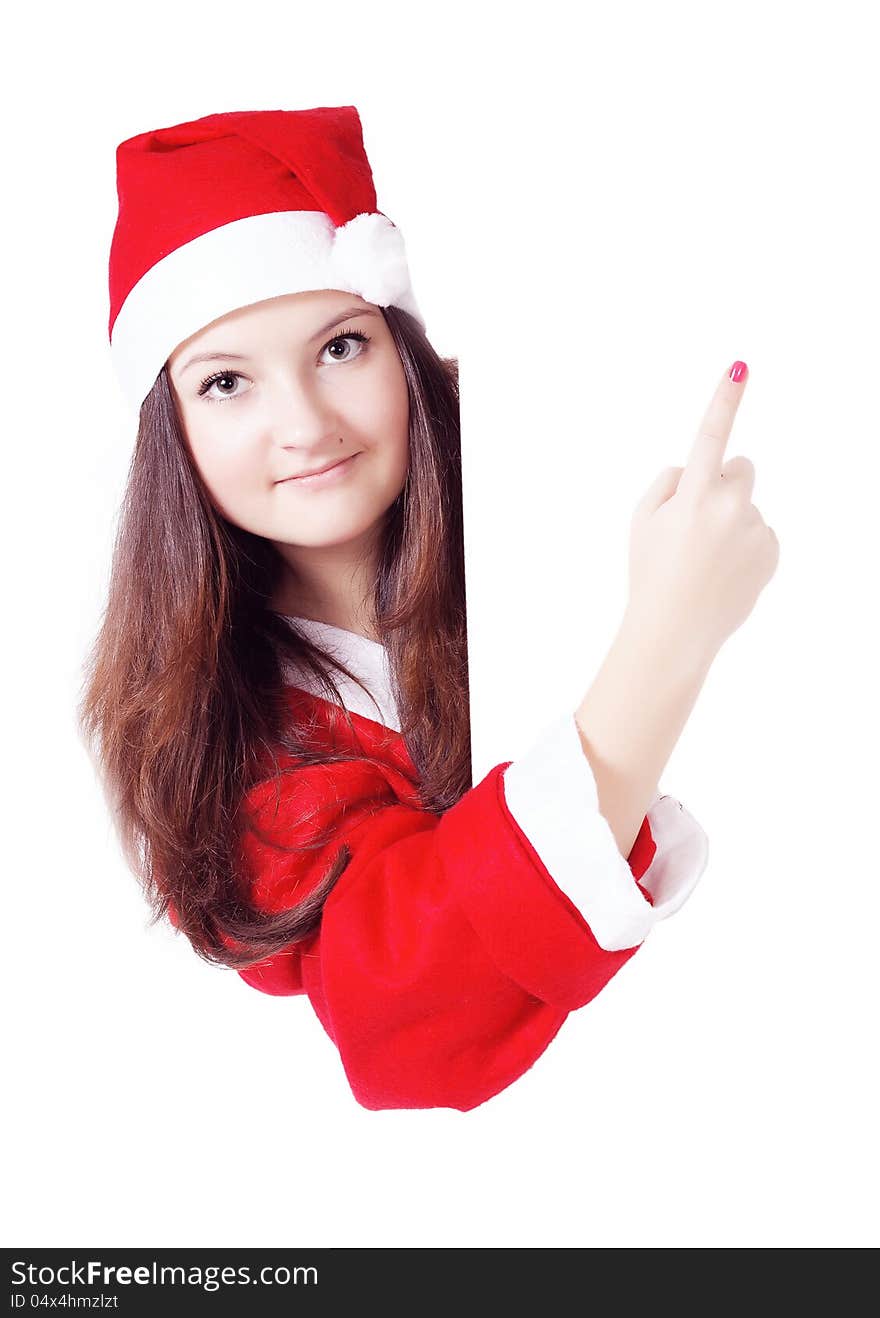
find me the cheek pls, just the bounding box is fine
[359,357,409,461]
[391,375,411,475]
[186,425,258,518]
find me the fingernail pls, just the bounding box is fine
[729,360,748,383]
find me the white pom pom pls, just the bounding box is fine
[329,212,410,306]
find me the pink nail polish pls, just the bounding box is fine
[729,360,748,383]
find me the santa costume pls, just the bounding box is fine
[107,106,709,1112]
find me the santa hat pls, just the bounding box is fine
[108,105,425,414]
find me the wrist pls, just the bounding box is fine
[617,604,718,686]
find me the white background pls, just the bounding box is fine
[3,0,877,1249]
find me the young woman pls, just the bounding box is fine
[79,106,779,1112]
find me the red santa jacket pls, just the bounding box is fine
[226,617,709,1113]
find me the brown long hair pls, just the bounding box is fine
[77,305,469,971]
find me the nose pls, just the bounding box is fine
[267,374,345,454]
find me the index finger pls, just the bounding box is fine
[681,360,749,488]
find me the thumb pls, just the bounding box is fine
[633,465,684,518]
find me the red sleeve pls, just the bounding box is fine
[235,752,657,1112]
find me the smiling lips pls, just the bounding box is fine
[278,453,359,485]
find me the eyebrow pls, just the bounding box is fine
[177,305,382,375]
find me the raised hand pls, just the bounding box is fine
[625,361,780,664]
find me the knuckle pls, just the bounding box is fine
[721,455,755,480]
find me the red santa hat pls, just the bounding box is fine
[108,105,425,413]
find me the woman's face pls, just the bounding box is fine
[166,290,410,552]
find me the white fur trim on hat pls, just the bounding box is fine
[109,209,425,416]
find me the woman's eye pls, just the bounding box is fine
[196,331,370,401]
[320,330,370,364]
[197,371,246,401]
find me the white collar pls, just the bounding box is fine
[277,615,401,732]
